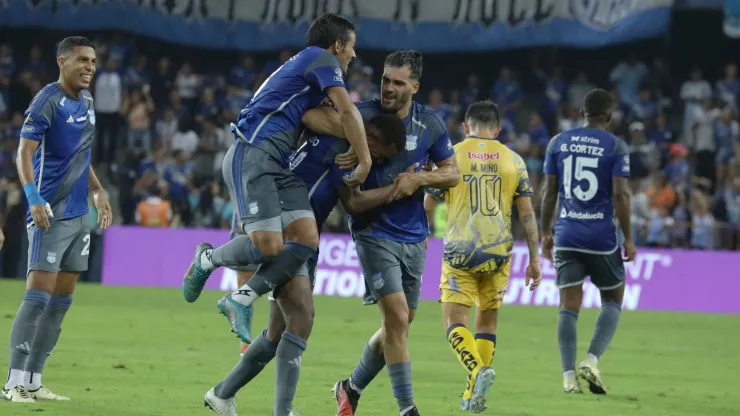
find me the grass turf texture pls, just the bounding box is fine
[1,280,739,415]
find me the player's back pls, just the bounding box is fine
[235,47,344,163]
[288,133,349,228]
[544,127,630,253]
[21,82,95,224]
[442,137,529,272]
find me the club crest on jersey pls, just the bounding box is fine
[47,252,57,264]
[248,202,259,215]
[334,67,343,83]
[88,110,96,125]
[405,135,418,151]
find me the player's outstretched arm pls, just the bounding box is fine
[17,138,52,230]
[301,106,345,139]
[613,176,636,262]
[325,86,371,187]
[89,167,113,229]
[390,156,459,201]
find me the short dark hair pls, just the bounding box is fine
[465,100,499,128]
[57,36,95,58]
[583,89,613,119]
[384,50,423,80]
[306,13,355,48]
[368,114,406,153]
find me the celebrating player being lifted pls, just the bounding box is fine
[181,13,371,416]
[304,50,460,416]
[424,101,542,413]
[4,36,113,404]
[541,88,636,395]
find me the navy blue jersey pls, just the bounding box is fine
[543,127,630,253]
[21,83,95,224]
[349,100,455,244]
[288,134,349,262]
[234,47,345,164]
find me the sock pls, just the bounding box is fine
[350,342,386,393]
[5,370,24,391]
[475,333,496,366]
[388,362,414,412]
[209,235,268,270]
[23,371,42,391]
[215,329,278,399]
[558,310,579,373]
[463,333,497,400]
[274,332,307,416]
[6,290,51,390]
[447,324,484,382]
[231,241,316,307]
[587,302,622,361]
[25,294,73,385]
[563,369,576,379]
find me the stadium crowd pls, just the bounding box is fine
[0,33,739,279]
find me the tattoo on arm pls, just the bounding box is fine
[520,210,540,260]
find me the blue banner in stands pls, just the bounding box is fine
[0,0,674,53]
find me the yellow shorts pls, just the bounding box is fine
[439,262,510,310]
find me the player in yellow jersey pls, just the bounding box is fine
[424,101,543,413]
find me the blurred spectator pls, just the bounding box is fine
[688,98,720,182]
[680,67,712,139]
[427,88,455,124]
[230,55,256,89]
[171,121,198,158]
[151,57,173,109]
[124,55,149,90]
[567,71,595,109]
[629,86,659,124]
[490,67,522,123]
[135,180,174,227]
[460,73,481,110]
[610,54,648,107]
[121,86,155,152]
[164,149,193,226]
[714,107,739,186]
[176,62,200,111]
[664,143,690,187]
[628,122,657,180]
[690,189,715,250]
[94,58,123,164]
[716,63,740,108]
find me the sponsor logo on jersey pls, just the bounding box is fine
[468,151,500,161]
[560,208,604,220]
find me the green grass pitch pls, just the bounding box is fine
[1,280,739,415]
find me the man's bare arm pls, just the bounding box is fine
[301,106,345,138]
[89,166,104,193]
[540,174,559,232]
[17,138,39,188]
[414,156,460,189]
[325,87,370,168]
[338,184,396,215]
[516,196,540,262]
[423,193,439,224]
[613,177,632,241]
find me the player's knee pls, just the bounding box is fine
[382,307,409,338]
[283,218,320,249]
[251,233,284,258]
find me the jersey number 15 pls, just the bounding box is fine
[562,155,598,202]
[464,174,502,216]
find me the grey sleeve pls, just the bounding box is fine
[303,50,345,91]
[21,90,58,141]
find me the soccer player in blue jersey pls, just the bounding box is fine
[540,88,636,395]
[304,51,460,416]
[3,36,112,404]
[203,114,408,416]
[180,14,371,415]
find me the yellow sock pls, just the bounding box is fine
[475,333,497,366]
[463,333,497,400]
[447,324,484,401]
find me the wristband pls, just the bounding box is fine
[23,184,44,206]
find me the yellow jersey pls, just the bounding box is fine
[428,136,533,273]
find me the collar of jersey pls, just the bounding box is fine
[467,135,499,141]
